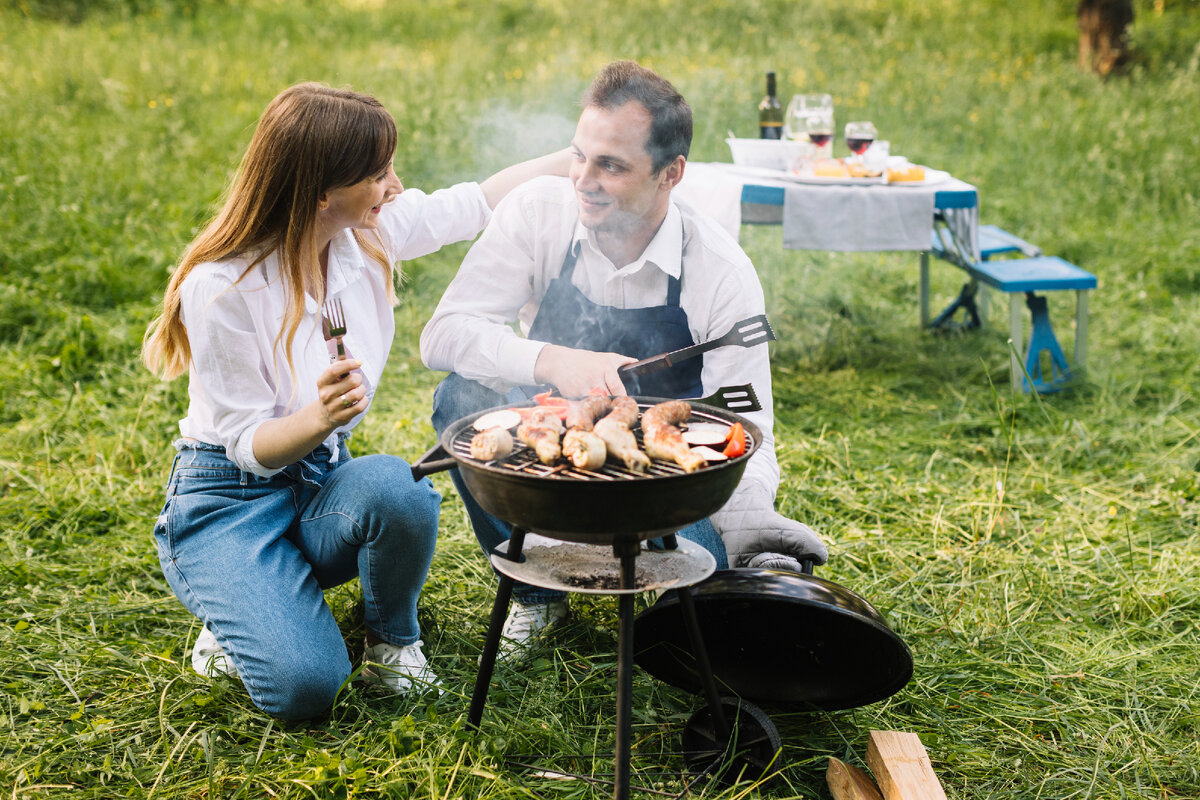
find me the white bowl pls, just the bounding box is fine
[726,137,815,172]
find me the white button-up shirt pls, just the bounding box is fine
[420,175,780,505]
[179,182,491,476]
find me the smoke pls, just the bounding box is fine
[472,101,577,167]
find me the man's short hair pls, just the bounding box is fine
[582,60,692,173]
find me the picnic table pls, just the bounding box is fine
[676,161,980,330]
[677,161,1096,393]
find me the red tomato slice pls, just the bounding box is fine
[722,422,746,458]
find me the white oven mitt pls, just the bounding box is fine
[710,487,828,569]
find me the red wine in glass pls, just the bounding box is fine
[846,137,874,155]
[808,131,832,147]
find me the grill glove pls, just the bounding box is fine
[710,487,828,570]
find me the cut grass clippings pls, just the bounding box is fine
[2,0,1200,798]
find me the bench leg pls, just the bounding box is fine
[1023,293,1071,393]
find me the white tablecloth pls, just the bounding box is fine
[676,162,979,261]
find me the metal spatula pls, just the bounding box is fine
[693,383,761,413]
[618,314,776,378]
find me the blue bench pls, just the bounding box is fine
[925,225,1097,393]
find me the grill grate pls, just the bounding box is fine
[452,405,742,481]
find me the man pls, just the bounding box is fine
[421,60,826,659]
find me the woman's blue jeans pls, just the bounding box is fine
[153,439,440,720]
[430,373,728,605]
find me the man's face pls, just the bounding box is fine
[569,102,675,240]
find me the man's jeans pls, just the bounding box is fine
[153,439,440,720]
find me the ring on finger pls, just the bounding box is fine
[341,394,352,408]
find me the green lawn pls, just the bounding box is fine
[2,0,1199,797]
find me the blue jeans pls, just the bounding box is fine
[153,439,440,720]
[431,374,728,605]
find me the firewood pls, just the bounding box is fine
[826,756,884,800]
[865,731,948,800]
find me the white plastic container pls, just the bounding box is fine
[726,137,815,172]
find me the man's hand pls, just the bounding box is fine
[534,343,636,397]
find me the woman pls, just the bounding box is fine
[143,82,569,720]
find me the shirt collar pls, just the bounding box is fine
[292,230,370,315]
[572,199,683,279]
[326,229,370,295]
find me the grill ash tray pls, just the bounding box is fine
[490,534,716,595]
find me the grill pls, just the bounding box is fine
[411,395,777,798]
[415,398,761,543]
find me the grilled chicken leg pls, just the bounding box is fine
[641,400,707,473]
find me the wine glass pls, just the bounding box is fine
[784,94,834,152]
[844,121,877,158]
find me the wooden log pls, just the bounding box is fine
[826,756,884,800]
[865,731,948,800]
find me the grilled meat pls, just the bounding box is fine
[562,429,607,470]
[469,426,514,461]
[592,396,651,473]
[641,400,707,473]
[517,410,563,466]
[601,395,640,428]
[640,399,692,433]
[565,394,613,432]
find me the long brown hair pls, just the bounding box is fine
[143,82,399,380]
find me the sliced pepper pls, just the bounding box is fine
[722,422,746,458]
[531,390,570,419]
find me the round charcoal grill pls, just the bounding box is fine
[412,395,780,797]
[420,397,761,543]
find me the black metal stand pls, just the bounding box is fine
[468,527,525,729]
[612,539,639,800]
[468,529,726,800]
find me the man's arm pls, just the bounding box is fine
[478,148,573,209]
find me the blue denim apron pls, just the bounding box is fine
[526,240,704,399]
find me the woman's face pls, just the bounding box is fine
[319,162,404,235]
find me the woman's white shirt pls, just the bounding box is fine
[177,183,490,476]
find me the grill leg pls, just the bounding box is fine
[613,542,639,800]
[468,527,526,729]
[677,588,731,740]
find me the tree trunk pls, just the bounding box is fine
[1077,0,1134,76]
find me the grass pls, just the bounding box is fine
[2,0,1200,797]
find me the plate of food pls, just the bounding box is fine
[885,163,951,186]
[791,158,887,185]
[727,161,885,186]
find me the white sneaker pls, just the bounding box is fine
[363,640,442,696]
[191,626,237,678]
[497,599,569,663]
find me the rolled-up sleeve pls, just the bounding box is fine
[420,180,563,393]
[381,182,492,260]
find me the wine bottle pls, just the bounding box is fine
[758,71,782,139]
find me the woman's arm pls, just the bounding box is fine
[478,147,573,209]
[251,358,365,469]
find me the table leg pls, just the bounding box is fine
[1010,294,1023,392]
[919,251,931,328]
[1075,290,1089,373]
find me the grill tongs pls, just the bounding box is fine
[410,384,762,480]
[617,314,776,378]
